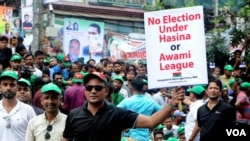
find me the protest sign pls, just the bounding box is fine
[144,6,208,89]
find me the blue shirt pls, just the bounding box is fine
[49,65,61,80]
[117,94,162,141]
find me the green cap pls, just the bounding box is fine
[177,127,184,135]
[30,75,37,83]
[44,57,50,63]
[222,85,228,90]
[143,79,148,84]
[63,62,71,67]
[56,53,64,62]
[228,78,235,86]
[190,85,205,95]
[72,72,83,83]
[18,78,31,87]
[240,82,250,89]
[0,70,18,80]
[224,64,234,71]
[186,88,192,92]
[41,82,62,95]
[11,54,21,61]
[154,124,164,130]
[167,137,178,141]
[112,75,124,83]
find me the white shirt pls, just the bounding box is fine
[25,111,67,141]
[163,125,179,138]
[119,88,129,98]
[32,67,42,77]
[152,92,167,106]
[185,100,205,141]
[0,100,36,141]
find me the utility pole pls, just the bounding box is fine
[31,0,43,53]
[214,0,219,16]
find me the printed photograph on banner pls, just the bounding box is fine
[144,6,207,89]
[106,32,146,62]
[0,6,13,39]
[11,17,22,37]
[63,18,105,63]
[22,7,33,30]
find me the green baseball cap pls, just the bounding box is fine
[41,82,62,95]
[112,75,124,83]
[222,85,228,90]
[0,70,18,80]
[143,79,148,84]
[44,57,50,63]
[240,82,250,89]
[224,64,234,71]
[63,62,71,67]
[72,72,83,83]
[56,53,64,62]
[18,78,31,87]
[167,137,178,141]
[83,72,106,85]
[190,85,205,95]
[228,78,235,86]
[11,54,21,61]
[154,124,164,130]
[177,127,184,135]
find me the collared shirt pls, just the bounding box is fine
[185,100,205,141]
[25,111,67,141]
[0,100,36,141]
[117,94,161,141]
[63,101,138,141]
[63,84,86,112]
[197,100,236,141]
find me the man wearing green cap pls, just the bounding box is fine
[184,85,205,141]
[63,72,86,114]
[0,70,36,141]
[219,64,234,88]
[25,82,67,141]
[62,72,185,141]
[16,78,43,115]
[9,54,21,72]
[111,75,125,106]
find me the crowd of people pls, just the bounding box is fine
[0,33,249,141]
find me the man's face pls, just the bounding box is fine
[16,84,31,103]
[88,26,99,36]
[25,15,29,22]
[84,78,107,105]
[69,40,80,56]
[25,56,34,66]
[0,40,7,49]
[49,58,57,67]
[35,55,44,67]
[0,78,17,99]
[164,117,173,130]
[113,64,121,73]
[10,60,21,70]
[206,82,221,100]
[12,38,17,45]
[112,80,123,92]
[54,74,63,86]
[5,24,9,31]
[137,67,146,76]
[40,92,62,114]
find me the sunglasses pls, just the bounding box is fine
[3,116,11,128]
[45,125,53,140]
[85,85,105,91]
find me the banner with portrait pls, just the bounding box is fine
[0,6,13,39]
[21,0,33,30]
[63,18,105,63]
[106,32,146,62]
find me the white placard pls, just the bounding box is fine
[144,6,208,89]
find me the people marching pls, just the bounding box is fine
[0,34,249,141]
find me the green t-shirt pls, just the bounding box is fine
[111,92,124,106]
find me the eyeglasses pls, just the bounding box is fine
[45,125,53,140]
[85,85,105,92]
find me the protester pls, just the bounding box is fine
[62,72,184,141]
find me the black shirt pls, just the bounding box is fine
[0,47,12,69]
[63,101,139,141]
[197,100,236,141]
